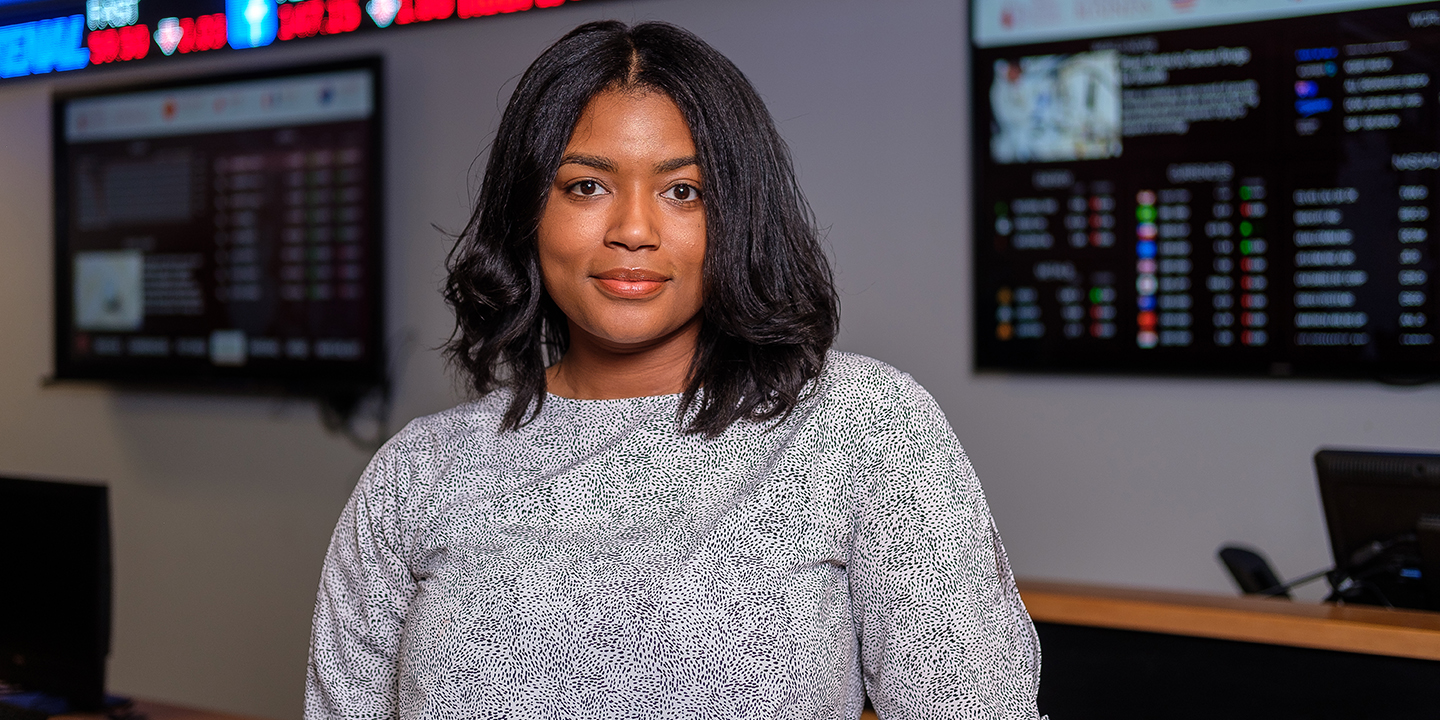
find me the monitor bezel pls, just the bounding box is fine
[966,3,1440,383]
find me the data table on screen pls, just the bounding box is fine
[53,62,384,393]
[973,0,1440,377]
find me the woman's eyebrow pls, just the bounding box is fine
[654,155,699,174]
[559,153,617,172]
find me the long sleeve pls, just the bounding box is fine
[305,438,420,720]
[849,374,1042,720]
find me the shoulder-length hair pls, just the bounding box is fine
[443,20,839,438]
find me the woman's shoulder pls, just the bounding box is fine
[383,391,507,449]
[360,393,512,489]
[817,350,933,408]
[810,351,955,438]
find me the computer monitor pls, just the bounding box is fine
[52,58,385,401]
[1315,448,1440,611]
[971,0,1440,378]
[0,477,112,712]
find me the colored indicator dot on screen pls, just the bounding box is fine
[1136,190,1156,205]
[1136,274,1158,295]
[1137,240,1157,258]
[995,202,1008,217]
[1239,186,1251,201]
[1136,205,1156,222]
[1089,287,1103,304]
[1239,221,1253,237]
[1239,240,1252,254]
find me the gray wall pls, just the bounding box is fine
[0,0,1436,718]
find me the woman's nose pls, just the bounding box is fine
[605,189,661,251]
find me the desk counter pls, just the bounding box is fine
[1017,578,1440,660]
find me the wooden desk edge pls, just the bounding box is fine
[55,699,272,720]
[1018,579,1440,661]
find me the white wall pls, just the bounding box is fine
[1,1,1437,718]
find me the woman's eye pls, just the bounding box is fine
[663,183,701,202]
[568,180,606,197]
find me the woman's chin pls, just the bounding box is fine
[574,318,700,354]
[589,330,682,351]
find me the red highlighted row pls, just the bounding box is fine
[1239,275,1268,290]
[1139,312,1263,330]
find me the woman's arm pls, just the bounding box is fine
[305,440,421,720]
[849,372,1043,720]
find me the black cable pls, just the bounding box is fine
[316,328,416,451]
[319,385,390,452]
[1255,564,1333,596]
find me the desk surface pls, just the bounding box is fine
[1018,579,1440,660]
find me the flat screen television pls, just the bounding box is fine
[52,58,384,399]
[971,0,1439,378]
[0,476,111,713]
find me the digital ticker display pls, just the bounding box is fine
[0,0,572,81]
[54,60,384,394]
[972,0,1440,378]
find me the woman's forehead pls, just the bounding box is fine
[564,89,695,159]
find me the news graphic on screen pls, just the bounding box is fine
[53,60,384,395]
[972,0,1440,377]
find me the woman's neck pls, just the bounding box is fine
[545,318,701,399]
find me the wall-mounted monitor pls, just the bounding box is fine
[53,58,384,398]
[972,0,1439,378]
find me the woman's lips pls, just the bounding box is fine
[592,268,669,298]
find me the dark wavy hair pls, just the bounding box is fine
[443,20,839,438]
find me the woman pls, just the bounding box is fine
[307,20,1042,720]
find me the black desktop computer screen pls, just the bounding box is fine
[52,58,384,396]
[972,0,1440,377]
[1315,448,1440,611]
[0,477,111,712]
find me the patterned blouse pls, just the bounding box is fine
[306,352,1043,720]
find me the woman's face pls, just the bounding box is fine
[537,89,706,354]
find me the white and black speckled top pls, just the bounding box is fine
[305,352,1043,720]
